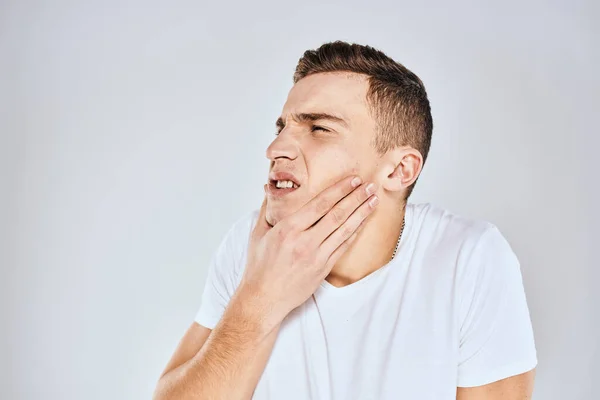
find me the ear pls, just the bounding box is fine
[380,147,423,194]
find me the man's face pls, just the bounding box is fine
[265,72,381,226]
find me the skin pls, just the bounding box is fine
[154,177,378,400]
[266,72,418,287]
[152,72,535,399]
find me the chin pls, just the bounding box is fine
[265,208,284,227]
[266,202,300,227]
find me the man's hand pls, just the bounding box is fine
[237,175,379,330]
[153,175,378,400]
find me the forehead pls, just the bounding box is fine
[281,72,372,125]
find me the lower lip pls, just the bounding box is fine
[266,182,300,198]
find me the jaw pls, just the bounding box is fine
[266,202,290,227]
[266,197,305,226]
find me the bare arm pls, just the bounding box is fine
[152,290,280,400]
[153,175,378,400]
[456,369,536,400]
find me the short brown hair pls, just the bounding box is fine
[294,41,433,200]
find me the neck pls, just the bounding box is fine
[325,201,407,288]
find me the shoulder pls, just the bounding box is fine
[408,202,497,247]
[227,208,260,240]
[209,208,259,269]
[219,208,260,255]
[407,202,517,277]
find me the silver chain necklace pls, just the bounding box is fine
[390,216,406,262]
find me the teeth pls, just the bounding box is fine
[276,180,296,189]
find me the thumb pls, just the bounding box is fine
[250,190,271,245]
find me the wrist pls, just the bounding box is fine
[228,283,285,337]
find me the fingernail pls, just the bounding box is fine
[365,183,377,196]
[351,176,362,187]
[369,196,379,208]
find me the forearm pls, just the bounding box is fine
[153,291,281,400]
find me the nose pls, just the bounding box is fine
[266,132,299,162]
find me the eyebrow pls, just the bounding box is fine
[276,112,349,131]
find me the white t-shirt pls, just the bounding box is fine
[195,202,538,399]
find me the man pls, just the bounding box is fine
[153,41,537,399]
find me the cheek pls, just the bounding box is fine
[308,147,361,190]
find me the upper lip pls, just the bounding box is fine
[269,171,301,187]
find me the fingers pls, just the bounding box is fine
[318,194,378,261]
[309,181,377,243]
[250,191,271,245]
[286,175,363,232]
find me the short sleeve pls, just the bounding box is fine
[457,225,537,387]
[194,211,257,329]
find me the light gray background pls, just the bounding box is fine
[1,1,598,399]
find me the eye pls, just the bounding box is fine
[311,125,330,133]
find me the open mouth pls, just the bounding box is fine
[272,179,299,189]
[267,177,301,197]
